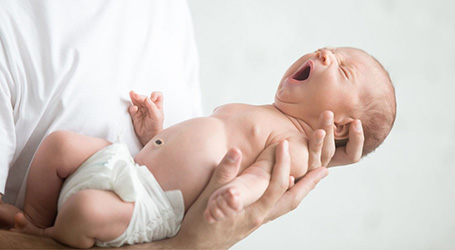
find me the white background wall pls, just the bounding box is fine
[189,0,455,249]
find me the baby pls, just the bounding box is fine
[5,47,396,248]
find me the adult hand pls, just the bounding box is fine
[128,111,346,249]
[163,139,329,249]
[316,111,365,167]
[0,193,21,229]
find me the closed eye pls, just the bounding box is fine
[334,53,349,79]
[340,66,349,79]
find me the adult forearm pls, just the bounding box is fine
[0,229,70,249]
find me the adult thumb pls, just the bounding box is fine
[203,147,242,196]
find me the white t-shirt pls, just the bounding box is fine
[0,0,202,209]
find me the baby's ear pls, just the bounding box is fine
[334,121,352,140]
[334,121,351,148]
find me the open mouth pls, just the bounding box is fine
[292,62,311,81]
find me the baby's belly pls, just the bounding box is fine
[135,117,229,209]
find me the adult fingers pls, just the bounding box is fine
[251,140,290,219]
[197,148,242,202]
[308,129,325,171]
[266,167,329,222]
[329,119,364,167]
[319,111,336,167]
[345,119,364,162]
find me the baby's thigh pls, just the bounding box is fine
[33,131,111,177]
[56,189,134,243]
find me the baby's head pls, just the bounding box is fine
[275,47,396,156]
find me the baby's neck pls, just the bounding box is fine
[271,104,314,137]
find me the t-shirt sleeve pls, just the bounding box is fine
[0,42,16,194]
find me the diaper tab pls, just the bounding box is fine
[111,160,138,202]
[164,190,185,222]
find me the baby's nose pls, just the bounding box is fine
[317,49,332,66]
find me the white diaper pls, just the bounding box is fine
[58,143,184,247]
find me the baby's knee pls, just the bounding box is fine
[38,130,81,175]
[31,131,73,172]
[42,130,74,155]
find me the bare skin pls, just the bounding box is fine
[0,131,340,249]
[11,100,319,248]
[129,47,375,223]
[2,47,375,248]
[0,109,364,249]
[0,194,19,229]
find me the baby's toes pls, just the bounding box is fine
[204,206,216,223]
[11,212,28,233]
[209,200,227,222]
[222,188,243,212]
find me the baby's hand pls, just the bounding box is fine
[129,90,164,146]
[204,186,243,224]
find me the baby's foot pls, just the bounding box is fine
[0,202,21,229]
[204,186,243,223]
[11,212,45,237]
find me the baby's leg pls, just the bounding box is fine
[14,189,134,249]
[24,131,110,228]
[205,144,292,223]
[205,165,271,223]
[205,184,243,223]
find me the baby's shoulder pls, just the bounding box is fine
[212,104,271,121]
[212,103,256,113]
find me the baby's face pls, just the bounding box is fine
[275,47,377,128]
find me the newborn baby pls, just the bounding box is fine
[6,47,396,248]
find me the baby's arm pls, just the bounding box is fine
[129,90,164,146]
[205,142,295,223]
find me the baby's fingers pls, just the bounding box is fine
[150,91,163,110]
[129,90,147,106]
[144,97,162,119]
[128,105,138,116]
